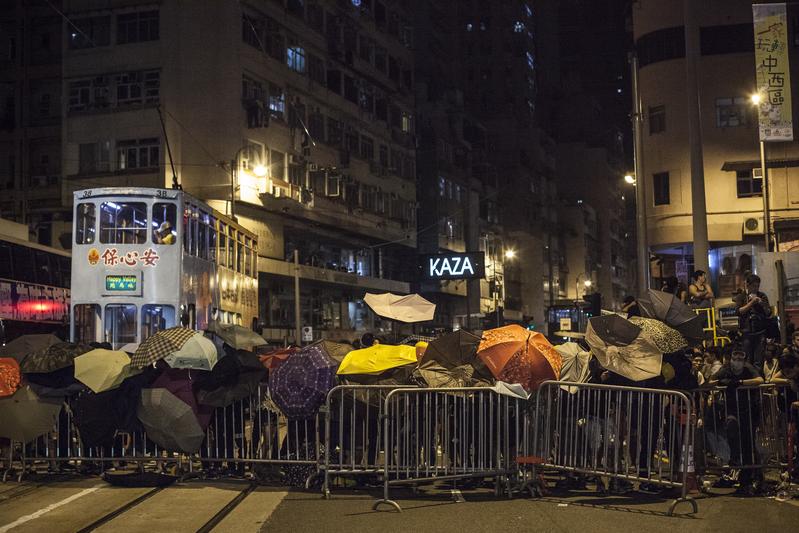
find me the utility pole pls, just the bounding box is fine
[630,52,649,293]
[684,0,710,272]
[294,249,301,345]
[760,140,771,250]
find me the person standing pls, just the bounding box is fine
[736,274,771,367]
[688,270,714,308]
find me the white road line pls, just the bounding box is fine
[0,486,100,533]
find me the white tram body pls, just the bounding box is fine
[70,187,258,348]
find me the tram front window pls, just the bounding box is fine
[141,304,175,341]
[104,304,137,349]
[76,203,96,244]
[152,203,177,245]
[73,304,101,344]
[100,202,147,244]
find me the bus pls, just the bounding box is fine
[70,187,258,349]
[0,223,71,343]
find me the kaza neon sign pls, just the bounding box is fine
[429,256,475,277]
[419,252,486,281]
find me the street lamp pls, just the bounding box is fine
[624,173,636,185]
[575,273,592,299]
[227,146,268,219]
[504,248,516,260]
[750,93,771,250]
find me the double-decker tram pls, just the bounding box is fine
[70,187,258,349]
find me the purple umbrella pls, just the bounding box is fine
[269,344,337,420]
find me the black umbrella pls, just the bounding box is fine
[415,330,493,387]
[637,289,705,341]
[20,342,92,374]
[0,334,63,364]
[196,351,266,408]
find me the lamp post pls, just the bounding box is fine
[228,146,267,220]
[575,273,592,300]
[751,93,771,251]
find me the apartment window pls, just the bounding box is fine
[649,105,665,134]
[117,11,159,44]
[268,83,285,119]
[345,127,359,153]
[68,16,110,49]
[308,111,325,142]
[401,112,413,134]
[242,75,264,101]
[287,45,306,73]
[68,76,110,111]
[117,138,160,170]
[653,171,670,205]
[116,70,160,106]
[379,144,388,166]
[374,46,387,73]
[242,14,263,48]
[359,84,374,112]
[360,135,374,160]
[716,97,748,127]
[78,141,110,173]
[307,3,325,33]
[270,150,285,181]
[736,169,762,198]
[327,117,342,146]
[343,75,358,103]
[308,54,325,84]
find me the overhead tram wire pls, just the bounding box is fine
[44,0,98,48]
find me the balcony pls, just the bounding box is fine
[258,256,410,293]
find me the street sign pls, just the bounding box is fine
[301,326,313,342]
[418,252,486,281]
[559,317,572,331]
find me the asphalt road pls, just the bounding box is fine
[2,476,798,532]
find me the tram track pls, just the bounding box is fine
[0,474,80,505]
[73,486,165,533]
[195,482,257,533]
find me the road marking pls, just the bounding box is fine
[0,486,100,533]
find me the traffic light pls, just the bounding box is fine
[583,292,602,317]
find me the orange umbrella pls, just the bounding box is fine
[477,325,562,391]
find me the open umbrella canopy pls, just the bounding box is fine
[415,330,493,388]
[130,327,197,369]
[258,346,298,371]
[0,357,21,397]
[637,289,705,341]
[310,340,353,365]
[163,332,219,371]
[477,325,562,391]
[364,292,436,323]
[20,342,92,374]
[197,351,266,408]
[554,342,592,394]
[138,388,207,453]
[628,316,688,353]
[74,348,140,393]
[0,385,62,442]
[269,344,337,419]
[0,334,63,363]
[207,321,267,351]
[336,344,418,375]
[585,314,662,382]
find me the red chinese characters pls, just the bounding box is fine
[95,248,159,267]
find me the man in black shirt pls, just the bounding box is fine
[736,274,771,367]
[710,347,764,494]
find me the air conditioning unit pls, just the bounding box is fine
[743,216,764,235]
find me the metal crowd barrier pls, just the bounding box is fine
[692,383,796,479]
[521,381,698,515]
[372,387,526,512]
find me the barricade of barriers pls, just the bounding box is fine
[3,382,798,515]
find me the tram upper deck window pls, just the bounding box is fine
[208,216,217,263]
[152,203,177,245]
[100,202,147,244]
[104,303,137,349]
[141,304,175,341]
[218,222,228,267]
[228,227,235,270]
[76,203,96,244]
[198,212,209,260]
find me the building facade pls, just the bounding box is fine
[633,0,799,298]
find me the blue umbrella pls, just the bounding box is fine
[269,344,337,420]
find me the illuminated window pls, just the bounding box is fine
[287,45,306,73]
[104,304,137,349]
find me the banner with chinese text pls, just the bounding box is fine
[753,3,794,141]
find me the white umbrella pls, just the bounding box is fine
[585,315,662,382]
[555,342,592,394]
[163,332,218,371]
[364,292,436,323]
[74,349,140,393]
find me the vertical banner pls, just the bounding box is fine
[753,3,794,141]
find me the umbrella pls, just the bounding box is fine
[0,333,62,363]
[477,325,562,392]
[415,330,493,388]
[258,346,298,371]
[311,340,353,365]
[74,348,141,393]
[163,332,219,371]
[103,469,178,488]
[130,327,197,369]
[197,351,266,408]
[138,388,207,453]
[337,344,418,375]
[27,366,85,397]
[364,292,436,323]
[151,369,213,427]
[637,289,705,341]
[0,385,62,442]
[628,316,688,353]
[269,344,337,419]
[20,341,92,374]
[207,321,267,351]
[0,357,21,397]
[554,342,592,394]
[585,314,662,382]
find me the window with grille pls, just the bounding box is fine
[736,169,763,198]
[117,11,159,44]
[716,97,749,127]
[68,16,110,49]
[117,138,160,170]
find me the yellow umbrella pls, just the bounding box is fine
[336,344,418,375]
[74,349,140,393]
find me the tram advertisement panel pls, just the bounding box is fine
[0,280,70,322]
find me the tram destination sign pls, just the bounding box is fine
[106,275,138,291]
[418,252,486,281]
